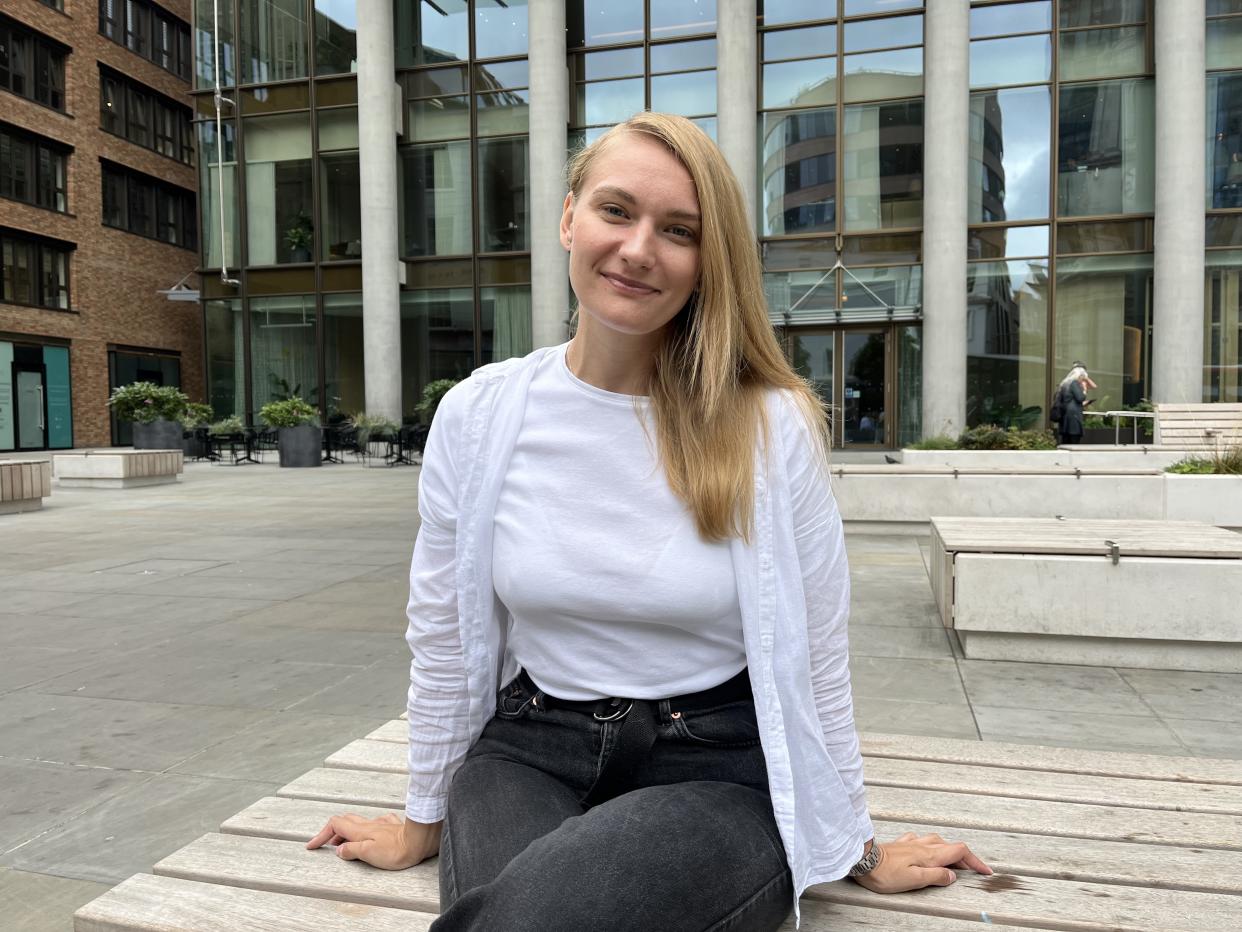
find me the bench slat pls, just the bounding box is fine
[221,795,1242,898]
[867,785,1241,851]
[72,874,431,932]
[859,732,1242,786]
[153,834,999,931]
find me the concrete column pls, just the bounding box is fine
[716,0,758,230]
[357,0,402,419]
[921,0,969,438]
[1153,0,1206,403]
[529,0,570,348]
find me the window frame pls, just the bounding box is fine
[0,16,68,112]
[100,65,194,165]
[0,227,72,309]
[0,123,69,213]
[99,0,191,81]
[100,160,197,250]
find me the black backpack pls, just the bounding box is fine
[1049,385,1065,424]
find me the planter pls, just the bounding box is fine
[182,430,211,460]
[1164,474,1242,528]
[131,418,184,450]
[277,424,323,468]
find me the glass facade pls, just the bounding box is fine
[186,1,1223,442]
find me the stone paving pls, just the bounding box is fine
[1,459,1239,930]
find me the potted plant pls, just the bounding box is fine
[415,379,459,426]
[284,212,314,262]
[108,381,189,449]
[179,402,215,459]
[259,396,322,467]
[347,412,400,464]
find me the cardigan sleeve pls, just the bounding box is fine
[779,398,873,838]
[404,380,473,823]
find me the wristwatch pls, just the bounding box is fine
[848,842,882,878]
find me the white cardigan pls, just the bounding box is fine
[404,345,874,916]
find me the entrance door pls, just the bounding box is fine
[787,327,891,448]
[14,366,47,450]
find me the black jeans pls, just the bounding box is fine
[431,673,793,932]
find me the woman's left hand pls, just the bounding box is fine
[853,832,992,894]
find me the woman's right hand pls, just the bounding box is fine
[306,812,442,870]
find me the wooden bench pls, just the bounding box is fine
[930,517,1242,672]
[1154,402,1242,450]
[75,723,1242,930]
[53,449,184,489]
[0,458,51,514]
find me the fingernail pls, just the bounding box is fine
[948,871,957,882]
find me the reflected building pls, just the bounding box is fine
[174,1,1240,452]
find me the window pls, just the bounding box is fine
[101,162,196,249]
[0,228,71,309]
[100,0,191,81]
[0,124,68,212]
[0,16,68,111]
[100,66,194,164]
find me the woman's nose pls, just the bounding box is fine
[617,221,657,268]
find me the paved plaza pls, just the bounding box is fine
[1,461,1240,930]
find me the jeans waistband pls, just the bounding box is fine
[516,667,752,717]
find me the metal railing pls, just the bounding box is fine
[1099,410,1156,445]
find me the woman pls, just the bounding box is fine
[307,113,989,930]
[1056,363,1097,445]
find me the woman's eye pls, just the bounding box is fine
[603,205,626,218]
[669,226,695,239]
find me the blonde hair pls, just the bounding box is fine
[566,113,829,543]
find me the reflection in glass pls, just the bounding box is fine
[1207,74,1242,210]
[965,259,1049,428]
[651,39,717,73]
[841,265,922,317]
[577,78,644,127]
[320,152,361,261]
[583,48,644,80]
[1204,250,1242,402]
[567,0,643,47]
[240,0,309,83]
[765,270,837,325]
[762,0,836,27]
[475,0,529,59]
[788,331,833,411]
[896,324,921,446]
[1207,213,1242,247]
[1058,26,1145,81]
[1054,253,1152,409]
[400,141,472,257]
[842,99,923,231]
[205,299,243,418]
[970,1,1050,38]
[314,0,357,75]
[323,293,364,418]
[761,108,836,236]
[651,70,717,117]
[1056,219,1145,254]
[969,87,1050,223]
[250,294,318,413]
[765,26,836,61]
[482,285,533,363]
[763,58,836,109]
[409,96,471,141]
[843,14,921,52]
[1208,18,1242,71]
[969,35,1051,88]
[477,88,531,136]
[244,113,313,265]
[649,0,717,40]
[195,0,235,88]
[199,121,238,269]
[477,136,529,252]
[395,0,468,67]
[842,330,886,446]
[762,237,833,271]
[400,288,475,417]
[317,108,358,150]
[968,225,1050,260]
[843,49,923,103]
[1059,0,1145,27]
[1057,79,1154,217]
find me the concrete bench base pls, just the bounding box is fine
[53,450,183,489]
[0,459,51,514]
[957,631,1242,673]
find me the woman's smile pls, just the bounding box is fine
[601,271,660,296]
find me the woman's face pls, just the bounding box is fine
[560,133,702,340]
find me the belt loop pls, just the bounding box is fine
[657,698,672,725]
[593,697,633,722]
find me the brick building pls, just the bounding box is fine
[1,0,201,452]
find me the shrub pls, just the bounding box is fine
[958,424,1057,451]
[348,412,400,446]
[1166,458,1216,474]
[1167,442,1242,475]
[415,379,459,425]
[180,402,215,429]
[108,382,189,424]
[208,415,244,436]
[259,397,319,428]
[908,434,958,450]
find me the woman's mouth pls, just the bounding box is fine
[601,272,658,296]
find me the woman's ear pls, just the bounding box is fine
[559,192,575,252]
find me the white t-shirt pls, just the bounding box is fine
[491,344,747,701]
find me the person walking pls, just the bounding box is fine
[1054,363,1097,445]
[306,112,990,931]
